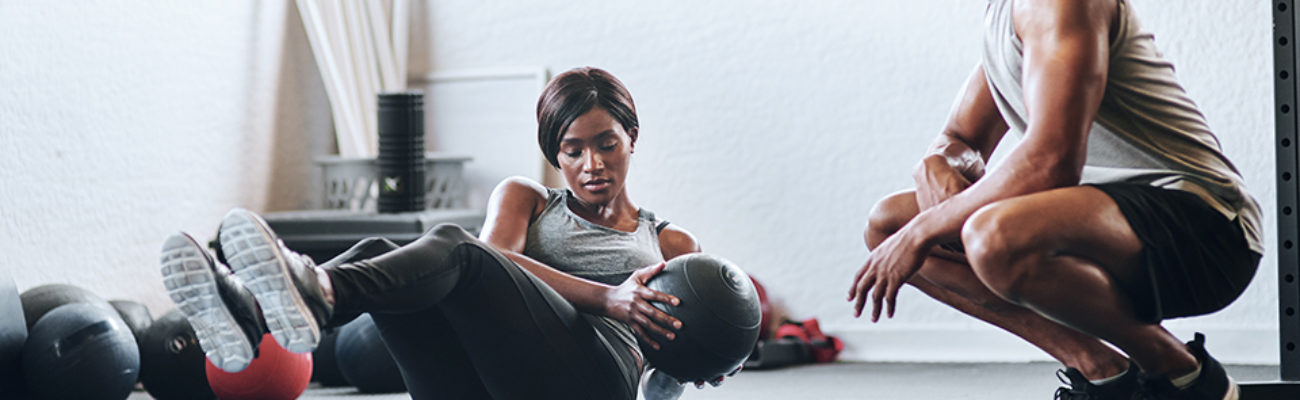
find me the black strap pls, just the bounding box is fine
[655,220,671,234]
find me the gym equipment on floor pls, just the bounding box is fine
[1249,2,1300,396]
[335,313,406,393]
[139,309,216,400]
[22,302,139,400]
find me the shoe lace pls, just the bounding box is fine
[1054,369,1091,400]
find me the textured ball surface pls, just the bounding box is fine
[640,253,761,381]
[205,332,312,400]
[139,310,215,400]
[336,314,406,393]
[22,302,140,400]
[20,283,113,329]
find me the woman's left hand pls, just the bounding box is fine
[604,262,682,349]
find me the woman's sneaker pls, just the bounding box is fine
[160,232,265,372]
[218,208,332,354]
[1138,333,1239,400]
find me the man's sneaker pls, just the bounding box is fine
[1054,362,1141,400]
[218,208,332,354]
[1138,333,1239,400]
[160,232,265,372]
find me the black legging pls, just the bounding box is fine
[316,224,640,400]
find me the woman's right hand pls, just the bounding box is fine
[603,262,681,349]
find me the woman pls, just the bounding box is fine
[159,67,726,399]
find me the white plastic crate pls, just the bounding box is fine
[317,153,471,211]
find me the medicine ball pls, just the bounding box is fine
[139,310,216,400]
[0,273,27,399]
[109,299,153,342]
[205,332,313,400]
[336,313,406,393]
[22,302,140,400]
[640,253,761,382]
[20,283,113,329]
[311,327,349,386]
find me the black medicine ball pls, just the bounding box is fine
[22,302,140,400]
[139,310,216,400]
[640,253,762,382]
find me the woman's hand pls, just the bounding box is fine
[604,262,681,349]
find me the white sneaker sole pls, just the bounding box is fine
[160,233,254,373]
[219,208,320,354]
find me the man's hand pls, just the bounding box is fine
[848,224,931,321]
[914,154,977,211]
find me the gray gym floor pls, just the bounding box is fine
[125,362,1281,399]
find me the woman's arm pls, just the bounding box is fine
[657,224,701,260]
[478,177,611,313]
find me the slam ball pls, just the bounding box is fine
[22,302,140,400]
[20,283,113,329]
[640,253,761,382]
[0,274,27,399]
[109,300,153,342]
[336,314,406,393]
[206,332,313,400]
[139,310,216,400]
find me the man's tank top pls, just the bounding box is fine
[982,0,1262,253]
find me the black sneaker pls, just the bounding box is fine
[160,232,266,372]
[1055,362,1141,400]
[218,208,332,354]
[1138,333,1239,400]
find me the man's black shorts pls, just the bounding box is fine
[1091,182,1260,323]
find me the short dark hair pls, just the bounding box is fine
[536,67,639,168]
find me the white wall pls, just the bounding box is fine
[410,0,1278,364]
[0,2,331,315]
[0,0,1278,365]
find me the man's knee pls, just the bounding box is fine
[866,190,918,250]
[962,202,1039,303]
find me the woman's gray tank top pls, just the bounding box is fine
[522,187,668,371]
[523,188,666,286]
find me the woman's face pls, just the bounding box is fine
[556,106,635,206]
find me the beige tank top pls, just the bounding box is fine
[982,0,1262,253]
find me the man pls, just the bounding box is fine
[848,1,1261,399]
